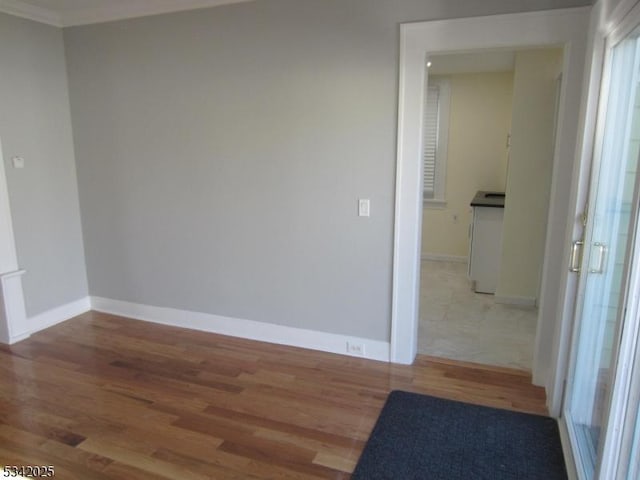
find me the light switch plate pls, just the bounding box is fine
[11,157,24,169]
[358,199,370,217]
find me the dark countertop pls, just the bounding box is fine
[470,191,506,208]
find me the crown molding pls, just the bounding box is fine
[0,0,255,28]
[0,0,62,27]
[61,0,255,27]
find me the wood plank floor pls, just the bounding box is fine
[0,311,548,479]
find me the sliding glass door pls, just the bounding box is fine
[564,18,640,480]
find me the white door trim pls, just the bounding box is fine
[0,137,28,344]
[391,7,590,415]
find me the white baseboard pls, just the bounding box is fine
[421,253,467,263]
[7,332,30,344]
[532,365,546,387]
[90,296,390,362]
[28,296,92,334]
[0,270,28,344]
[493,295,537,307]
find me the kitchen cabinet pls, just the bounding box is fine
[468,191,505,294]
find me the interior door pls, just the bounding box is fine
[563,20,640,480]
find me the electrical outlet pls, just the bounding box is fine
[11,156,24,169]
[347,342,365,356]
[358,199,370,217]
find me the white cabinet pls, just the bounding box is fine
[468,192,505,294]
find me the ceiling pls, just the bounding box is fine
[428,51,517,75]
[0,0,255,26]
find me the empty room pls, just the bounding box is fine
[1,0,640,479]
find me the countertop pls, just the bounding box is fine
[470,191,506,208]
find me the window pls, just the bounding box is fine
[423,76,450,205]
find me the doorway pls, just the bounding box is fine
[417,48,562,371]
[391,8,590,415]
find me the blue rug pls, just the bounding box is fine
[352,391,567,480]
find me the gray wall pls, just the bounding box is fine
[0,13,88,317]
[64,0,589,341]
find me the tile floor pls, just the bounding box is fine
[418,259,538,371]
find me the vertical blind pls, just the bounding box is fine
[423,85,440,198]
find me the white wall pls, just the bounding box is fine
[0,13,88,317]
[422,72,513,259]
[603,0,635,20]
[497,48,564,303]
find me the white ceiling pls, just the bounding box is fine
[428,51,517,75]
[0,0,255,26]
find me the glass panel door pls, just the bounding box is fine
[564,28,640,479]
[626,414,640,478]
[619,342,640,479]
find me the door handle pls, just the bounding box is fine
[589,242,607,274]
[569,240,584,273]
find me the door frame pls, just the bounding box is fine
[390,7,591,416]
[562,2,640,477]
[0,137,28,344]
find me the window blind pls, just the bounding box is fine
[423,85,440,198]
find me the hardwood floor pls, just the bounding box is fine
[0,311,548,479]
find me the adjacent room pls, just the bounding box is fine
[1,0,640,478]
[418,47,563,371]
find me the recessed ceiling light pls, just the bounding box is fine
[427,61,432,67]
